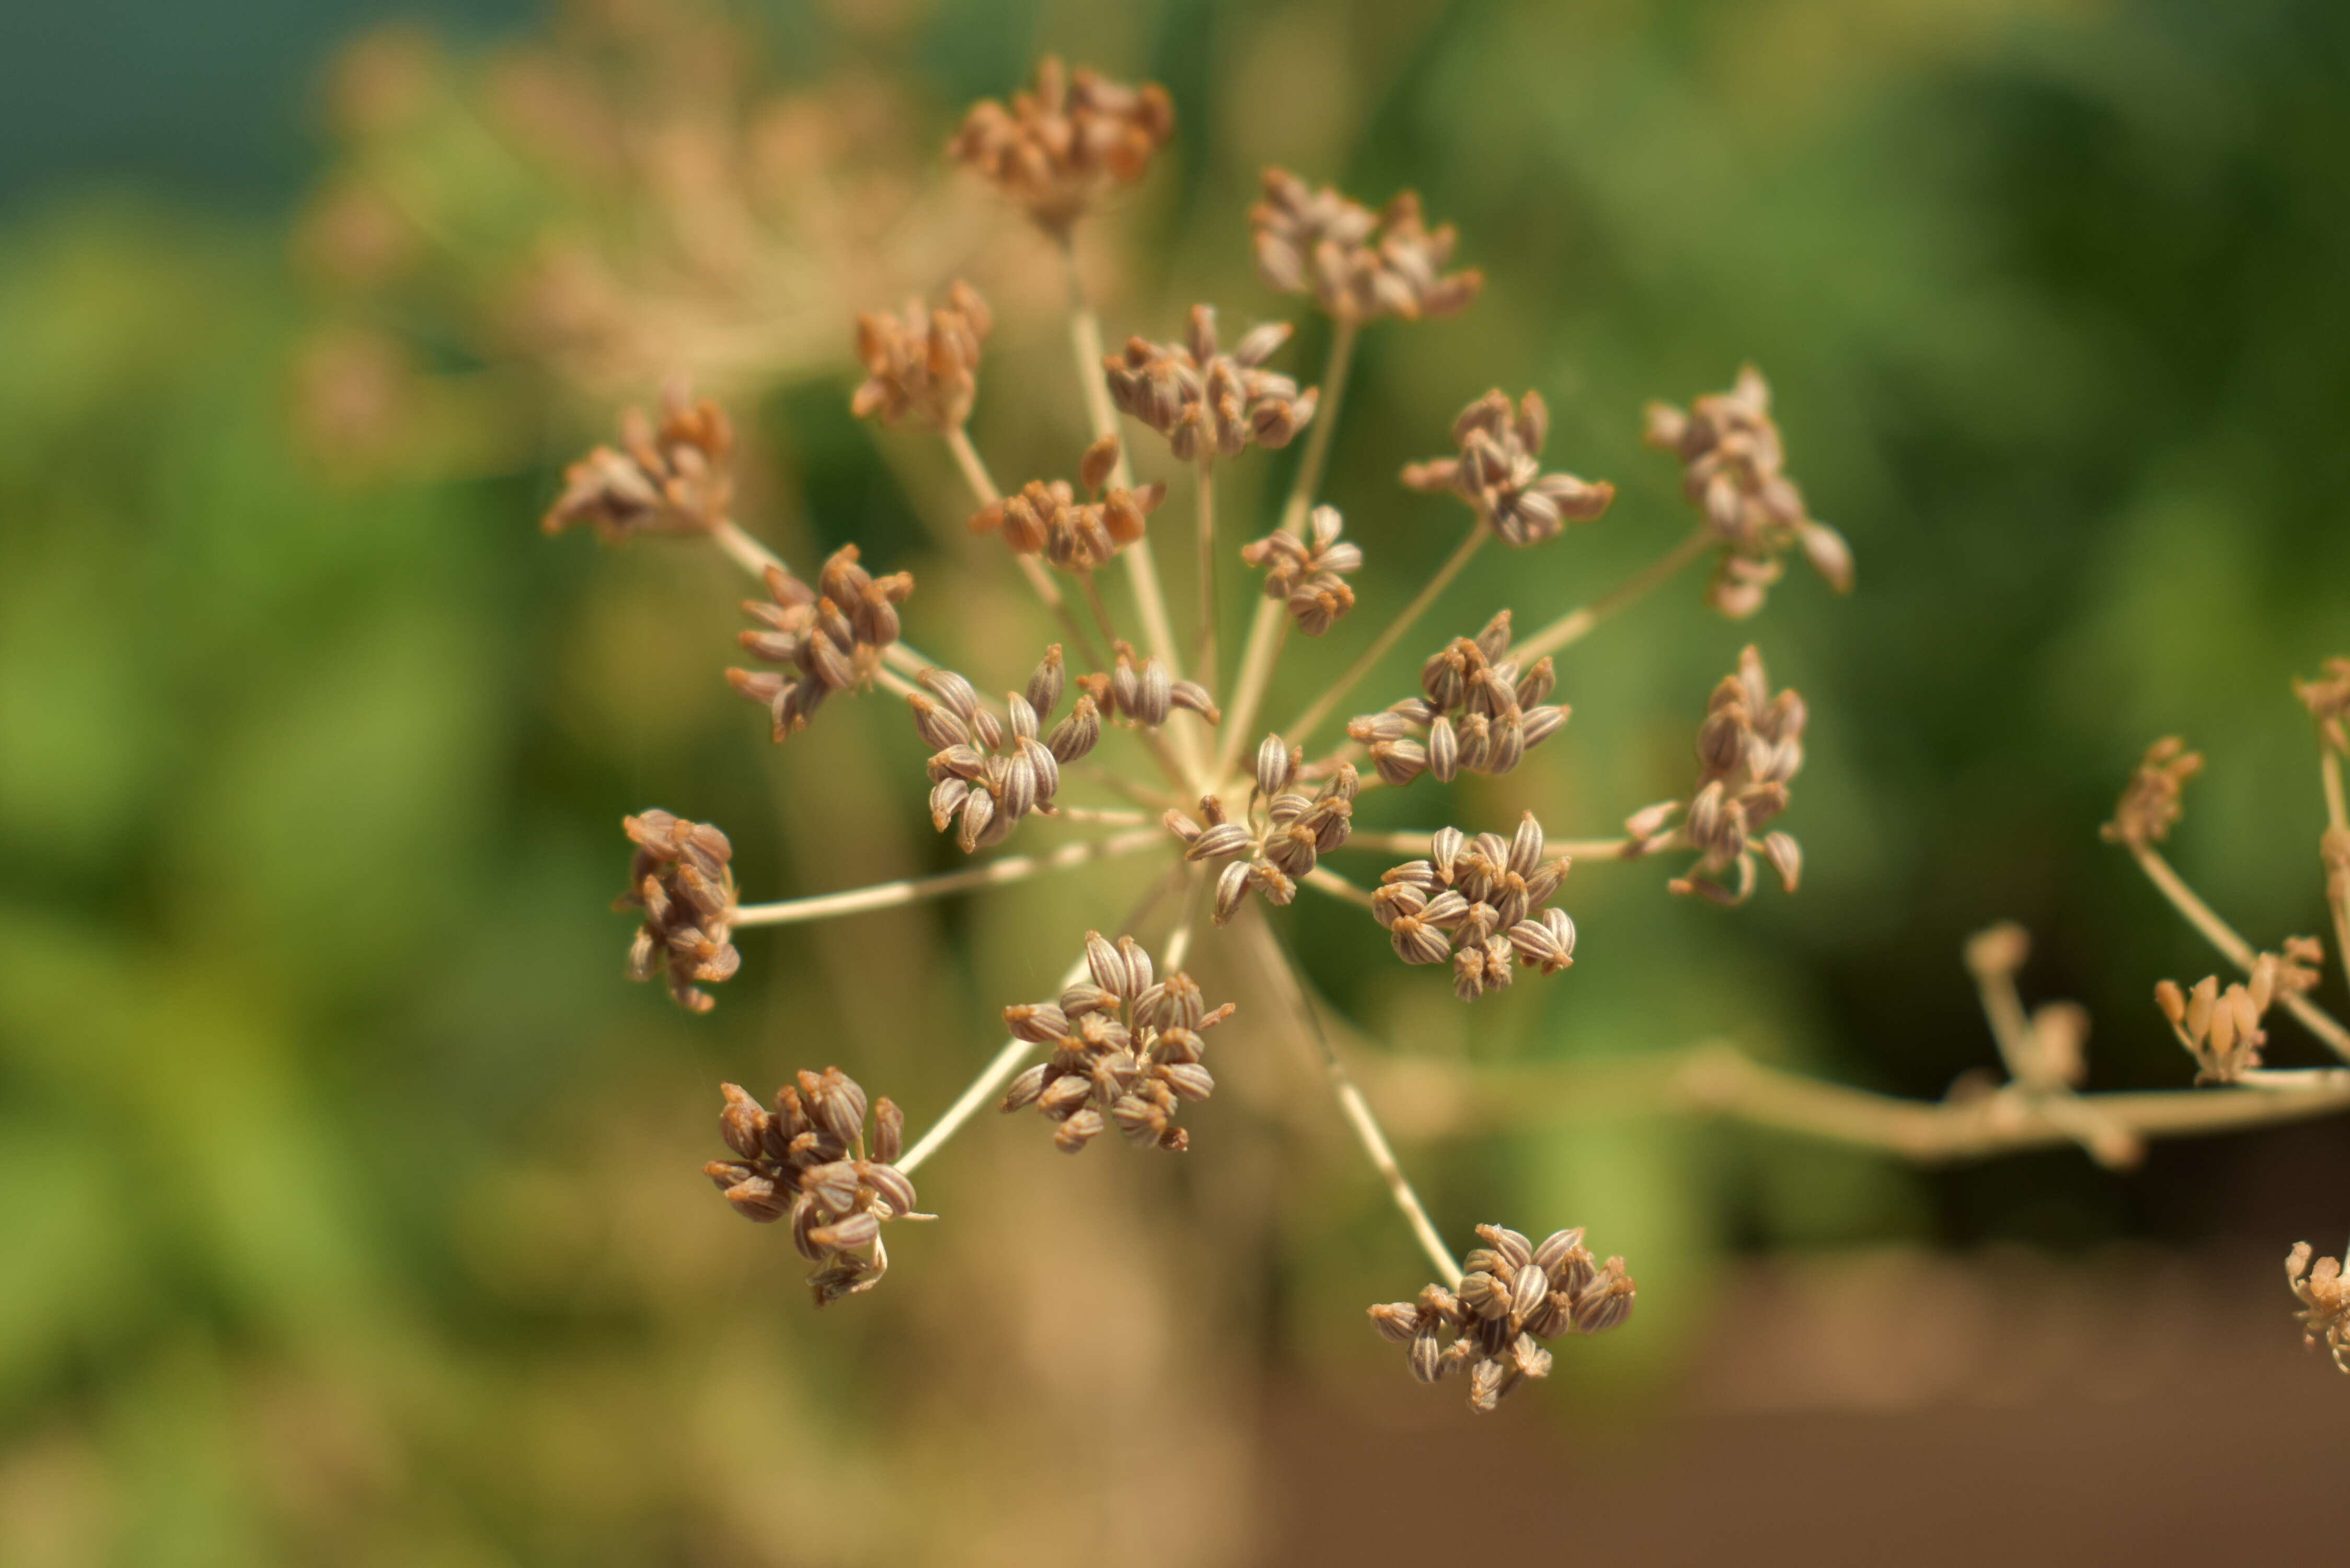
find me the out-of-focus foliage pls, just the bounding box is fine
[4,0,2349,1561]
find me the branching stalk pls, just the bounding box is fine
[1282,525,1487,749]
[1237,907,1462,1289]
[1341,830,1640,860]
[2321,747,2350,1009]
[1195,457,1218,696]
[733,827,1166,928]
[2128,843,2350,1062]
[1514,524,1712,663]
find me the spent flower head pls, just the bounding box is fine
[948,56,1172,234]
[1240,503,1361,636]
[1347,610,1567,787]
[1402,389,1614,548]
[1076,641,1220,729]
[967,435,1166,573]
[619,810,739,1012]
[1644,365,1851,617]
[912,648,1100,854]
[1103,304,1318,462]
[1368,1224,1634,1413]
[999,932,1235,1154]
[1625,644,1806,905]
[544,378,732,541]
[2297,657,2350,754]
[704,1069,921,1305]
[849,280,993,433]
[2100,737,2202,848]
[1162,748,1358,926]
[725,546,912,741]
[1373,814,1578,1002]
[1251,168,1483,323]
[2154,938,2323,1085]
[2287,1240,2350,1374]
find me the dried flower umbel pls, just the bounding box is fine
[2287,1240,2350,1373]
[544,379,732,541]
[1368,1225,1634,1412]
[1625,644,1806,905]
[999,932,1234,1153]
[1644,364,1852,618]
[1347,610,1567,787]
[725,546,913,741]
[704,1069,921,1305]
[912,649,1101,853]
[2154,940,2323,1085]
[1402,389,1614,548]
[948,55,1172,234]
[1241,504,1360,636]
[536,53,1911,1408]
[2101,736,2203,848]
[969,435,1166,573]
[1104,305,1318,462]
[1373,814,1577,1002]
[1252,168,1483,324]
[619,810,739,1012]
[850,280,993,433]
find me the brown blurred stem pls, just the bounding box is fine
[2128,842,2350,1063]
[1365,1040,2350,1161]
[2321,747,2350,1009]
[1514,523,1712,662]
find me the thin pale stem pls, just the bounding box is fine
[898,868,1181,1176]
[1050,805,1153,825]
[1237,907,1462,1288]
[1195,458,1218,696]
[1058,237,1182,681]
[2321,748,2350,1008]
[1080,575,1123,655]
[1215,318,1360,780]
[1282,525,1487,750]
[2130,843,2350,1063]
[733,827,1165,928]
[1366,1039,2350,1163]
[1964,949,2136,1165]
[1301,866,1378,910]
[944,425,1107,670]
[1341,830,1640,860]
[1216,599,1291,783]
[1163,864,1207,973]
[1514,524,1712,663]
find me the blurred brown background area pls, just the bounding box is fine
[4,0,2349,1562]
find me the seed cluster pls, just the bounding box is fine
[619,810,739,1012]
[1165,740,1359,925]
[1241,503,1361,636]
[725,546,912,741]
[1077,641,1220,729]
[999,933,1235,1154]
[967,435,1166,573]
[1644,364,1853,618]
[1626,645,1806,905]
[2100,736,2202,849]
[1402,389,1614,548]
[543,380,733,541]
[1368,1225,1635,1413]
[1373,815,1577,1002]
[2155,939,2323,1085]
[1251,169,1484,324]
[702,1069,920,1305]
[2288,1241,2350,1374]
[2300,658,2350,752]
[849,280,992,433]
[947,56,1172,234]
[911,649,1101,854]
[1349,610,1567,787]
[1104,305,1318,463]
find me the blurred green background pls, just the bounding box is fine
[6,0,2349,1562]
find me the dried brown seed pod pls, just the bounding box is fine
[1103,304,1318,463]
[948,56,1173,234]
[1252,168,1483,323]
[1402,389,1612,548]
[1644,364,1851,617]
[544,377,733,541]
[1346,611,1568,786]
[1372,1224,1633,1412]
[1623,645,1808,906]
[618,810,740,1012]
[850,280,993,433]
[1241,504,1361,636]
